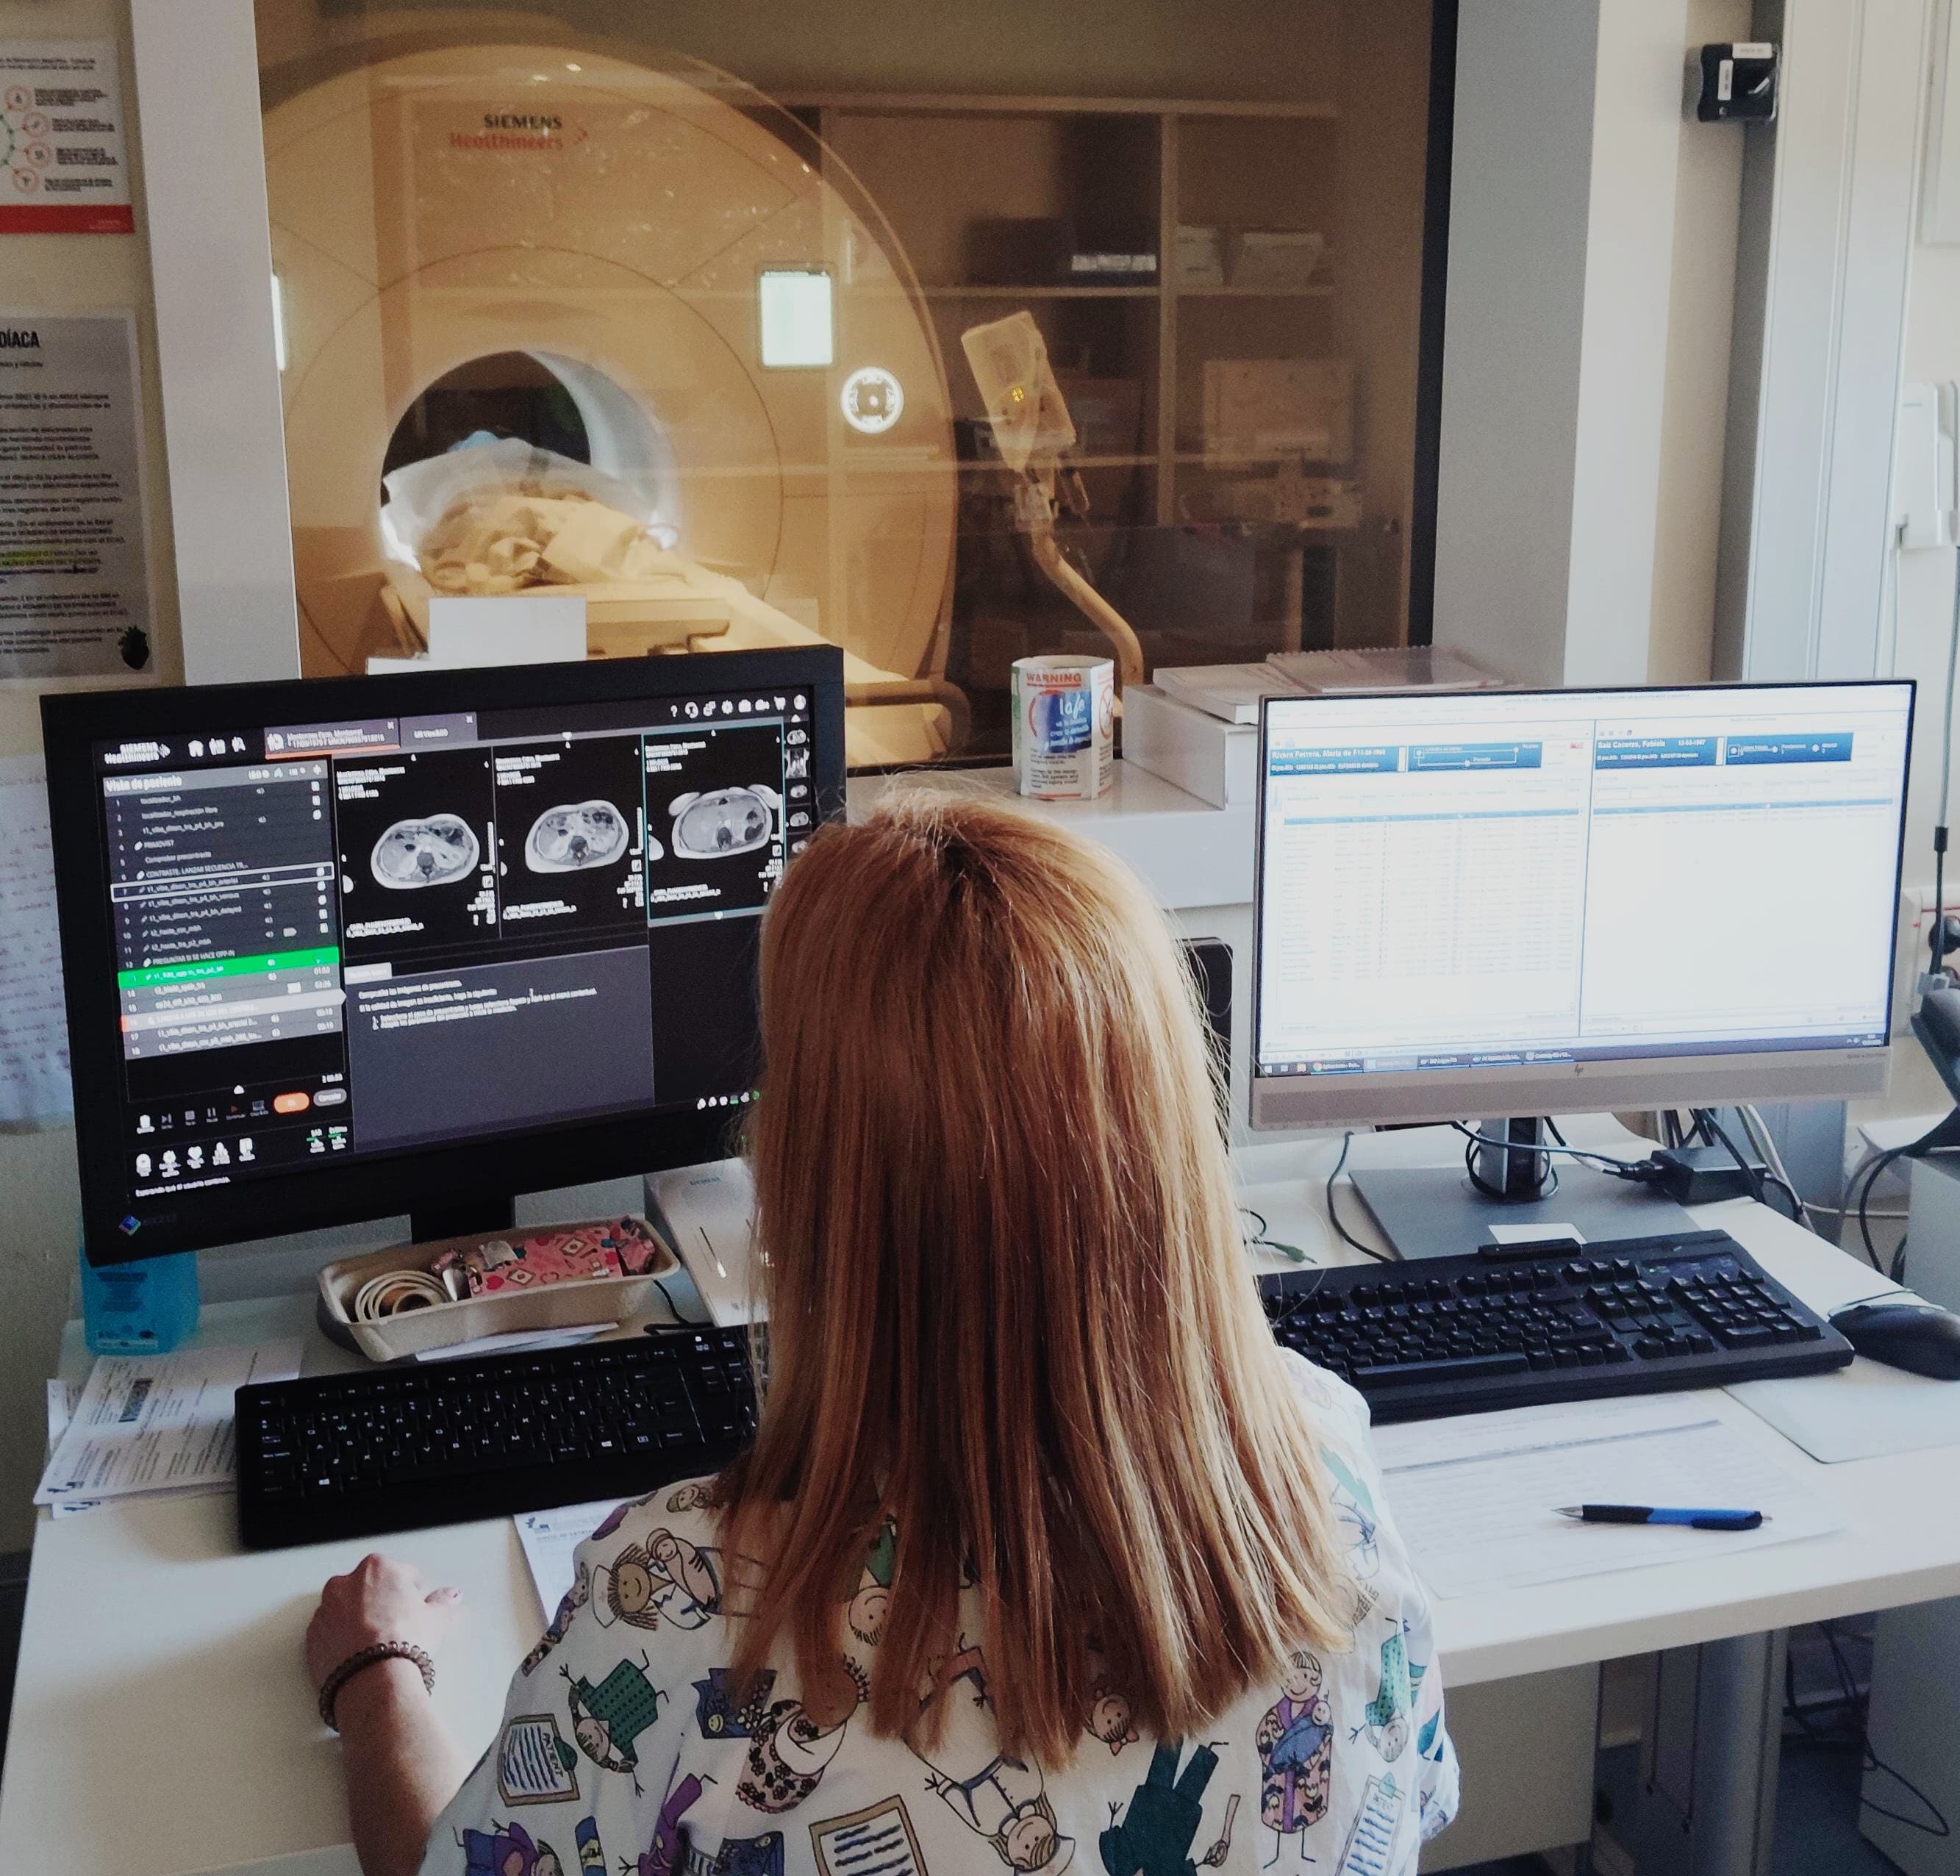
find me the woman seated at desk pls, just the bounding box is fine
[305,794,1461,1876]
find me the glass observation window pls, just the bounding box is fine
[255,1,1442,765]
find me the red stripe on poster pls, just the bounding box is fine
[0,205,135,234]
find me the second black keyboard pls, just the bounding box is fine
[1259,1227,1853,1422]
[236,1328,758,1550]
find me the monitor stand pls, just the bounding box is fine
[1348,1162,1698,1263]
[411,1196,517,1244]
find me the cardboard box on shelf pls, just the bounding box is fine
[1226,229,1326,290]
[1181,468,1363,528]
[1200,358,1354,463]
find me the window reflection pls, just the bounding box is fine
[258,7,1436,765]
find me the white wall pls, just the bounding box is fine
[1895,237,1960,901]
[1433,0,1747,690]
[0,0,179,1554]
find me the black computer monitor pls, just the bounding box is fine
[43,647,845,1265]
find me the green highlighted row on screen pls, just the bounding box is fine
[116,947,340,989]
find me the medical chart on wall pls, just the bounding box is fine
[0,41,132,234]
[0,753,71,1127]
[0,311,155,680]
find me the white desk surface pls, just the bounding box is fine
[6,1119,1956,1876]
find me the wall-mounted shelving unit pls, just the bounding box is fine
[793,90,1351,537]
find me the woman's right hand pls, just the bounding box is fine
[307,1552,461,1694]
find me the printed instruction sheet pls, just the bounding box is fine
[0,309,154,678]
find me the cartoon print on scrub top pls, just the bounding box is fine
[1409,1635,1450,1840]
[565,1655,664,1790]
[631,1772,707,1876]
[668,1481,715,1514]
[711,1658,873,1814]
[1351,1630,1423,1765]
[1256,1652,1334,1863]
[575,1816,605,1872]
[695,1833,787,1876]
[593,1528,723,1632]
[848,1519,897,1645]
[1320,1448,1381,1586]
[592,1500,636,1542]
[521,1564,593,1677]
[461,1820,565,1876]
[1099,1740,1239,1876]
[905,1643,1074,1875]
[1087,1682,1140,1756]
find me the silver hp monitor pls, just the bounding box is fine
[1251,681,1916,1131]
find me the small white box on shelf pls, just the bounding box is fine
[1173,223,1225,287]
[1121,683,1258,808]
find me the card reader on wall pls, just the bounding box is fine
[647,1159,762,1326]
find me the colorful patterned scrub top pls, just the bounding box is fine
[421,1353,1459,1876]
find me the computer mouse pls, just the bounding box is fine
[1829,1299,1960,1380]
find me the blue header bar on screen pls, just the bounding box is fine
[1408,742,1542,770]
[1267,745,1401,776]
[1723,732,1853,766]
[1595,736,1717,768]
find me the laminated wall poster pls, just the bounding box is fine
[0,310,156,679]
[0,41,132,234]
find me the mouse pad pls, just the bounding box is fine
[1729,1358,1960,1462]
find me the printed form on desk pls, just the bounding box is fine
[1371,1394,1841,1598]
[34,1340,301,1510]
[514,1497,629,1617]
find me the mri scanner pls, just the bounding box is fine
[262,32,962,765]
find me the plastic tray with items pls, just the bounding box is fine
[316,1215,679,1361]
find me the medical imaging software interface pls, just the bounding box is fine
[93,684,818,1211]
[1256,684,1914,1080]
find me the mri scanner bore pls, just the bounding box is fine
[261,38,960,766]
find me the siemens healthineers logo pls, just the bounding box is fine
[448,110,586,152]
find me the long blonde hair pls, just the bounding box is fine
[718,790,1350,1761]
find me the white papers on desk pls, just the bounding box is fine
[0,755,71,1128]
[33,1340,302,1508]
[44,1376,82,1458]
[513,1497,627,1619]
[1372,1395,1840,1599]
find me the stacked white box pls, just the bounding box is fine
[1121,683,1259,808]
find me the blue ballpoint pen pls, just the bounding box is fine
[1555,1503,1765,1531]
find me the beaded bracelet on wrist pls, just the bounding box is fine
[318,1640,436,1731]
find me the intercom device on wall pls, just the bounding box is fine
[1897,382,1959,553]
[1695,43,1778,123]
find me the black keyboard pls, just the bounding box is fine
[236,1231,1848,1548]
[1259,1228,1853,1422]
[236,1328,758,1550]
